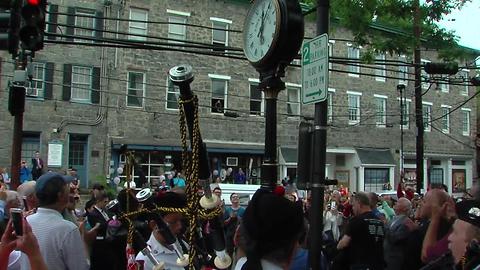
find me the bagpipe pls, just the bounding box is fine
[108,64,231,270]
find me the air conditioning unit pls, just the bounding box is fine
[226,157,238,167]
[26,88,38,97]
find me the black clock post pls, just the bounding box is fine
[243,0,304,190]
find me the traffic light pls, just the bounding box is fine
[0,0,21,55]
[424,62,459,75]
[19,0,46,52]
[296,121,313,190]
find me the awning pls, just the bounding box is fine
[279,147,298,164]
[356,148,395,165]
[111,138,264,154]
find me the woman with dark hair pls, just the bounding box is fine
[234,188,305,270]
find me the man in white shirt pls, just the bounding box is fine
[27,172,89,270]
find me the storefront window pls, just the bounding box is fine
[364,168,389,192]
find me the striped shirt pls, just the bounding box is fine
[27,207,89,270]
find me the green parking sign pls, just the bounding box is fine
[302,34,329,104]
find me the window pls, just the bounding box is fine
[441,105,450,133]
[398,55,408,86]
[329,40,334,71]
[364,168,389,192]
[27,63,45,97]
[166,78,180,110]
[129,8,148,41]
[421,59,431,89]
[211,18,231,52]
[74,10,95,42]
[71,66,92,102]
[439,77,449,92]
[249,80,264,116]
[460,70,469,96]
[375,53,386,81]
[209,74,229,113]
[327,89,335,123]
[461,108,470,136]
[423,102,432,132]
[347,91,361,125]
[286,84,300,117]
[167,10,190,45]
[347,45,360,76]
[127,72,145,108]
[399,98,411,129]
[22,133,40,169]
[375,95,387,127]
[430,168,443,185]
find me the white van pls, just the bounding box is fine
[211,183,261,206]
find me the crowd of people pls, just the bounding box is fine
[1,168,480,270]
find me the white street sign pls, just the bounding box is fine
[302,34,329,104]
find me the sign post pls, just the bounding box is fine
[302,34,329,104]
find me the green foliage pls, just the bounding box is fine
[303,0,475,60]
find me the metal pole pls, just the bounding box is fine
[413,0,424,194]
[398,85,405,181]
[261,87,280,189]
[309,0,329,268]
[10,111,23,189]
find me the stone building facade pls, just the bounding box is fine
[0,0,476,193]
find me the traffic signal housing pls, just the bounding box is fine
[424,62,459,75]
[19,0,46,52]
[0,0,21,56]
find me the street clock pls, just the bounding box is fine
[243,0,304,72]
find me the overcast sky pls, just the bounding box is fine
[437,0,480,51]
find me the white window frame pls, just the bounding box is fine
[461,108,471,136]
[398,97,411,129]
[421,59,431,90]
[440,105,451,134]
[166,77,180,110]
[74,10,95,43]
[328,40,335,72]
[460,69,469,96]
[375,53,386,82]
[249,78,264,116]
[347,43,360,77]
[327,88,335,123]
[347,91,362,125]
[422,101,432,132]
[126,71,146,108]
[209,74,230,114]
[210,17,231,51]
[128,8,148,41]
[398,55,408,86]
[286,83,301,117]
[27,62,45,98]
[439,76,449,93]
[374,94,387,127]
[71,66,92,103]
[167,9,190,44]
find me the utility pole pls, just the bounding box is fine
[398,84,405,181]
[413,0,424,195]
[309,0,329,269]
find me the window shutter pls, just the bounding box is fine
[95,11,104,42]
[91,67,100,104]
[66,7,75,42]
[46,5,58,40]
[63,64,72,101]
[44,62,54,99]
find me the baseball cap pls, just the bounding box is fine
[35,172,75,193]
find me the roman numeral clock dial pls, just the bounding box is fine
[243,0,304,71]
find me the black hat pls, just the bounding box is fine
[241,188,304,269]
[456,199,480,228]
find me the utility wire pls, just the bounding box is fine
[430,124,475,150]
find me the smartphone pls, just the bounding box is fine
[331,201,336,209]
[11,208,23,236]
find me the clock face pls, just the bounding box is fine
[243,0,279,63]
